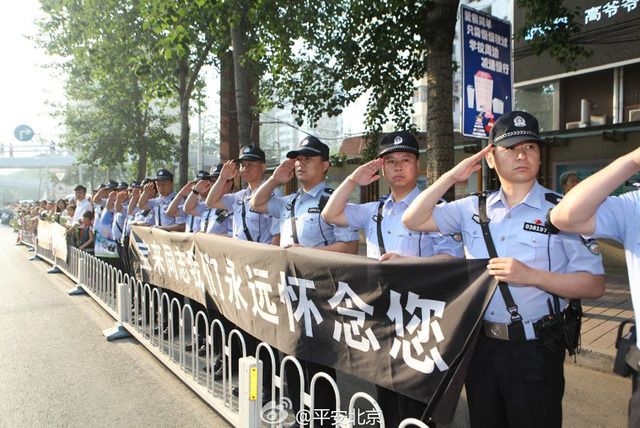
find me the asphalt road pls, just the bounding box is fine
[0,224,633,427]
[0,225,230,428]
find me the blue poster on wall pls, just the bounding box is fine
[461,5,512,138]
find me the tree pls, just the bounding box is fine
[36,0,178,179]
[255,0,588,200]
[139,0,230,185]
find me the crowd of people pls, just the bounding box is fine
[5,110,639,427]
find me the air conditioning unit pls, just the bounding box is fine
[565,121,581,129]
[629,109,640,122]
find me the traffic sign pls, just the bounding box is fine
[14,125,35,142]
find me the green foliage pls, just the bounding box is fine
[36,0,179,176]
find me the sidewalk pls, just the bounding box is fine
[572,267,634,372]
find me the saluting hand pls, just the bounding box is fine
[349,158,384,186]
[194,178,209,194]
[142,181,155,195]
[272,158,296,184]
[179,181,193,197]
[447,144,493,184]
[220,160,238,181]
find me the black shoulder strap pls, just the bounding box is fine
[241,197,254,242]
[376,195,388,256]
[289,193,300,245]
[478,194,526,339]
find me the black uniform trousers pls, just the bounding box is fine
[465,333,565,428]
[376,385,429,427]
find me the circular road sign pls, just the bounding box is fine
[14,124,35,141]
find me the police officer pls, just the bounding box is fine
[185,164,234,235]
[166,171,207,233]
[251,136,359,253]
[127,178,156,229]
[94,180,120,267]
[205,145,282,244]
[403,111,606,428]
[111,181,130,243]
[93,180,118,229]
[550,145,640,428]
[251,136,359,427]
[321,130,463,427]
[204,146,283,400]
[138,169,186,232]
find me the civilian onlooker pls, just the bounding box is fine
[559,171,580,194]
[77,211,95,254]
[71,185,93,225]
[66,205,76,222]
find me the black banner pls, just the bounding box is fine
[128,226,496,414]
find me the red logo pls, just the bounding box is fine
[534,219,542,224]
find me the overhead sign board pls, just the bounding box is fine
[514,0,640,83]
[460,5,513,139]
[14,124,35,142]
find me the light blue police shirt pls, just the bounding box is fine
[344,186,463,259]
[432,181,604,335]
[267,181,359,248]
[593,189,640,347]
[221,182,282,243]
[144,192,186,227]
[112,201,128,241]
[195,199,232,236]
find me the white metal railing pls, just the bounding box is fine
[19,241,435,428]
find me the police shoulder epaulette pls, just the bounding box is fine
[545,192,563,206]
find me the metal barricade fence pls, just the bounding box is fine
[21,242,434,428]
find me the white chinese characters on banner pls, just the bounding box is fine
[387,290,450,374]
[140,242,454,375]
[328,282,381,353]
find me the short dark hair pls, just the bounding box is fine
[82,211,94,221]
[559,171,578,188]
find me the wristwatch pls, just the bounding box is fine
[192,189,200,195]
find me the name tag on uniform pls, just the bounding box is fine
[308,207,321,214]
[523,222,548,234]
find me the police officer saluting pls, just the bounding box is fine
[138,168,186,232]
[251,136,359,427]
[322,130,463,426]
[403,111,606,428]
[206,145,282,244]
[251,136,359,252]
[550,145,640,428]
[185,164,234,235]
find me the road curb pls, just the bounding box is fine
[566,347,615,374]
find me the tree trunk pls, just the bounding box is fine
[131,73,148,181]
[177,56,191,187]
[137,137,148,181]
[425,0,459,201]
[230,11,254,149]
